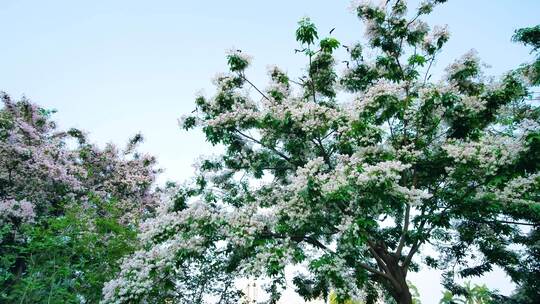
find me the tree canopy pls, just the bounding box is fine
[0,93,160,302]
[100,1,540,304]
[1,1,539,304]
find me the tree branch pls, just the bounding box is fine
[234,129,294,165]
[480,219,539,227]
[310,137,332,168]
[308,51,317,104]
[395,203,411,257]
[356,261,396,283]
[422,56,435,85]
[240,73,270,101]
[369,246,392,275]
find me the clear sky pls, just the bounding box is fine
[1,0,539,302]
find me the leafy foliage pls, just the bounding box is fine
[2,198,137,303]
[439,282,493,304]
[0,94,160,302]
[512,24,540,85]
[103,2,539,304]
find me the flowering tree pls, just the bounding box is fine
[512,25,540,86]
[502,24,540,304]
[0,93,160,302]
[0,94,159,224]
[102,1,539,304]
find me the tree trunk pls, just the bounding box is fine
[385,271,413,304]
[370,246,413,304]
[392,286,413,304]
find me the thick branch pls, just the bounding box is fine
[366,241,404,290]
[402,240,421,271]
[355,261,397,283]
[395,203,411,257]
[367,243,391,275]
[402,218,435,271]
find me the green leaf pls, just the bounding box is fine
[320,37,340,53]
[296,17,319,45]
[408,54,426,66]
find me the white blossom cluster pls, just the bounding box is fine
[293,153,411,189]
[352,79,406,115]
[207,101,260,127]
[354,160,411,186]
[211,72,235,88]
[243,239,297,276]
[432,24,450,40]
[102,181,279,302]
[445,49,481,79]
[350,0,387,13]
[264,98,343,132]
[314,255,361,300]
[423,24,450,50]
[226,48,253,65]
[0,199,35,224]
[516,118,540,135]
[102,193,220,303]
[289,157,327,192]
[350,0,387,42]
[266,65,291,98]
[408,20,429,34]
[486,172,540,205]
[459,95,486,113]
[391,142,424,162]
[225,202,274,247]
[523,63,539,85]
[139,204,204,244]
[394,186,432,207]
[363,19,380,42]
[101,235,206,304]
[276,153,428,224]
[443,134,526,175]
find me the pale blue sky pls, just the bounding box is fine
[1,0,539,302]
